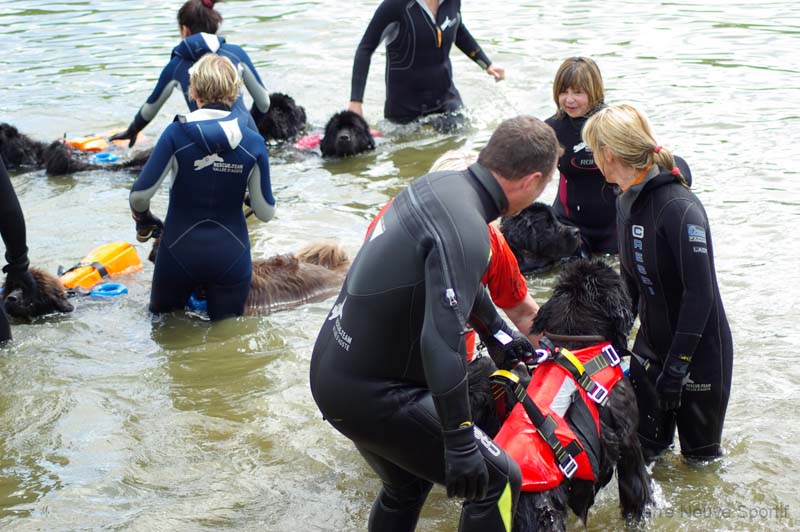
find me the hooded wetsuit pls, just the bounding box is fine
[617,164,732,458]
[130,105,275,320]
[128,33,270,135]
[310,163,521,532]
[546,111,619,254]
[0,159,28,341]
[350,0,492,123]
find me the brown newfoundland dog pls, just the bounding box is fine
[468,258,652,531]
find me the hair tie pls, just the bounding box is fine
[201,0,214,8]
[671,167,680,176]
[654,145,663,154]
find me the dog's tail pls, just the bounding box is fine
[295,240,349,272]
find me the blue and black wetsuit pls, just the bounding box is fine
[128,33,270,134]
[310,163,521,532]
[618,164,732,458]
[0,159,28,341]
[546,110,619,254]
[350,0,493,123]
[130,105,275,321]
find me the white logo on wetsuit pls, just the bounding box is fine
[440,16,455,31]
[194,153,224,171]
[573,141,591,153]
[328,297,346,321]
[632,225,644,238]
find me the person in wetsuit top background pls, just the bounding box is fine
[129,54,275,321]
[348,0,505,130]
[583,104,733,461]
[310,116,560,532]
[111,0,271,147]
[545,57,619,255]
[0,159,38,342]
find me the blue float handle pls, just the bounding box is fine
[89,283,128,298]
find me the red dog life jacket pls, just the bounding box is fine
[493,342,624,492]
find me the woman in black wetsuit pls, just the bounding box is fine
[545,57,618,254]
[583,104,733,460]
[348,0,504,129]
[0,159,38,342]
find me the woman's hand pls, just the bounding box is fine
[486,65,505,82]
[348,101,364,116]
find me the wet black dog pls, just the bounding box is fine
[2,268,74,319]
[255,92,307,142]
[468,259,652,531]
[500,203,583,274]
[0,122,150,176]
[320,110,375,157]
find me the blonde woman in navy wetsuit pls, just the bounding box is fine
[111,0,270,147]
[129,54,275,321]
[348,0,504,127]
[583,104,733,460]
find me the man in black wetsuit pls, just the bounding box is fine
[0,160,38,342]
[310,116,559,532]
[348,0,504,126]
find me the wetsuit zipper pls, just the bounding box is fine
[406,185,465,327]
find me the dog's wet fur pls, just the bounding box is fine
[320,110,375,158]
[149,237,348,315]
[2,267,74,319]
[256,92,308,142]
[500,203,584,274]
[0,122,150,176]
[468,259,652,531]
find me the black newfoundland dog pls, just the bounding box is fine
[500,203,584,274]
[255,92,308,142]
[319,110,376,158]
[1,122,150,176]
[468,259,652,531]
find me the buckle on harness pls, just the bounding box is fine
[601,344,621,366]
[587,381,609,404]
[533,347,552,365]
[556,449,578,478]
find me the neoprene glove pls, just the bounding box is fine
[485,322,536,369]
[655,354,691,411]
[110,122,142,148]
[442,423,489,501]
[132,209,164,242]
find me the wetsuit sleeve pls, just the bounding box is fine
[621,263,640,321]
[421,243,484,431]
[350,1,400,103]
[0,160,29,271]
[247,145,276,222]
[129,126,179,213]
[484,225,528,309]
[662,201,715,363]
[238,53,271,123]
[132,57,185,132]
[454,20,491,69]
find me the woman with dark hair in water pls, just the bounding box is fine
[111,0,270,146]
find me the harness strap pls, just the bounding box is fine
[581,344,622,377]
[490,370,580,479]
[90,262,110,279]
[553,349,610,407]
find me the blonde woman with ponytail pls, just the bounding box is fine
[583,104,732,462]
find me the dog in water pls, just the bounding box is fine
[0,122,150,176]
[500,202,584,274]
[255,92,308,142]
[319,110,376,158]
[2,268,74,319]
[468,258,652,531]
[149,237,349,315]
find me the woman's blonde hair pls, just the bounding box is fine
[189,53,242,107]
[553,57,604,118]
[582,104,687,184]
[429,149,478,172]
